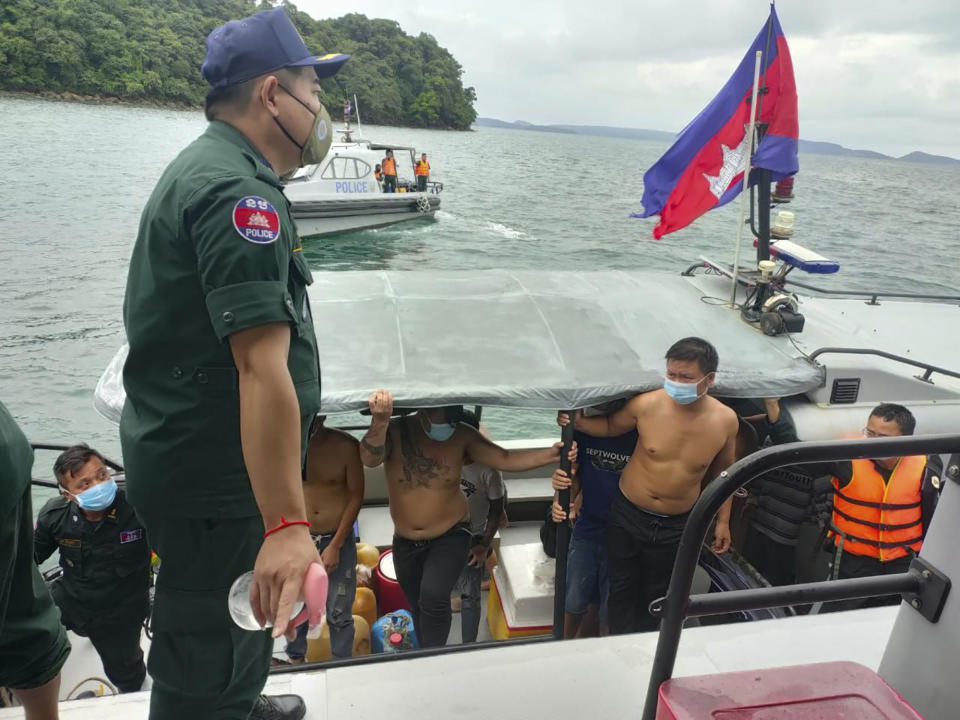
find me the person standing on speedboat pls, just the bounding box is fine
[563,337,737,635]
[284,416,364,662]
[120,8,347,719]
[815,404,942,612]
[453,411,505,644]
[415,153,430,192]
[0,401,70,720]
[381,150,398,193]
[724,397,813,587]
[34,445,150,693]
[552,400,637,638]
[360,390,573,647]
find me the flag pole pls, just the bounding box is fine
[729,49,764,308]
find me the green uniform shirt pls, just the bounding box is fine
[34,490,150,626]
[121,121,321,518]
[0,401,32,509]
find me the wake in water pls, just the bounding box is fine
[480,220,527,239]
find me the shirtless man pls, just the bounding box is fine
[563,337,737,634]
[285,416,364,661]
[360,390,573,647]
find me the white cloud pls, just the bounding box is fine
[296,0,960,157]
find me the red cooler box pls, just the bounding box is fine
[657,661,921,719]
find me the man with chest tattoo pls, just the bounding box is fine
[360,390,573,646]
[563,337,737,634]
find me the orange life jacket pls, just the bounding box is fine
[382,157,396,176]
[415,159,430,176]
[829,455,926,561]
[374,169,382,180]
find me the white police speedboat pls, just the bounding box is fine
[283,124,441,239]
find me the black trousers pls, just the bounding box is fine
[607,490,688,634]
[743,524,798,587]
[392,523,471,647]
[417,176,427,192]
[383,174,397,193]
[51,582,147,693]
[819,550,912,613]
[76,616,145,692]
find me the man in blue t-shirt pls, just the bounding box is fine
[552,402,637,638]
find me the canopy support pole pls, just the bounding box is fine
[552,414,575,639]
[729,50,763,308]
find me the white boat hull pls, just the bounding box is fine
[0,607,899,719]
[291,195,440,238]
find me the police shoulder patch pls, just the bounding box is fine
[233,195,281,244]
[120,529,144,544]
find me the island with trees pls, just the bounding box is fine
[0,0,477,130]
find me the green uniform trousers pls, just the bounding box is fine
[138,507,272,720]
[0,485,70,690]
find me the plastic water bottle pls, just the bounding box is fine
[228,570,305,631]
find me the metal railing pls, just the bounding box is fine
[641,434,960,720]
[785,278,960,305]
[680,261,960,305]
[809,347,960,383]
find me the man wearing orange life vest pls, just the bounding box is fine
[415,153,430,192]
[381,150,397,193]
[820,403,942,612]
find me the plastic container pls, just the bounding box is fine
[352,586,378,629]
[352,614,371,656]
[657,661,921,719]
[374,549,411,614]
[305,614,373,660]
[371,609,418,653]
[228,562,328,631]
[384,632,404,654]
[305,618,332,662]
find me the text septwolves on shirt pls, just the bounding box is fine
[585,447,631,474]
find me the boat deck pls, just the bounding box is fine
[0,607,897,719]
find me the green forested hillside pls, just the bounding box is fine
[0,0,477,129]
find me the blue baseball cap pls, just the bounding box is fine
[202,7,350,89]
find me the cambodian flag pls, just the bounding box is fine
[634,5,798,239]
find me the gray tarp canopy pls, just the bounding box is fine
[94,270,824,422]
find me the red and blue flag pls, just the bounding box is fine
[634,6,798,239]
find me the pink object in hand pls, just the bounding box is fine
[291,561,329,631]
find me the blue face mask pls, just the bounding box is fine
[425,420,457,442]
[68,477,118,511]
[663,377,705,405]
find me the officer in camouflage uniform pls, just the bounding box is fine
[34,444,149,693]
[120,8,347,719]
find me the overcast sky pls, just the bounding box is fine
[298,0,960,158]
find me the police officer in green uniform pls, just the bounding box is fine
[34,445,150,693]
[120,8,347,720]
[0,400,71,718]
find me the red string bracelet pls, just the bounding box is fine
[263,516,311,539]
